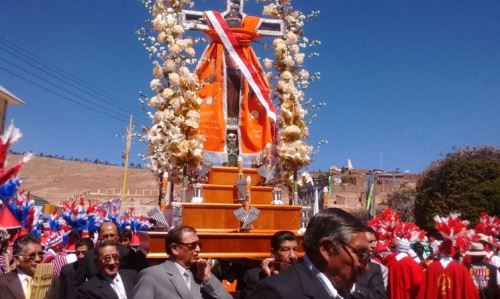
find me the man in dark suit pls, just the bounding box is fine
[78,239,138,299]
[242,230,298,298]
[250,208,371,299]
[75,222,147,287]
[0,234,43,299]
[58,238,94,299]
[132,225,232,299]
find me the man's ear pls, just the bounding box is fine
[319,237,338,258]
[170,244,179,256]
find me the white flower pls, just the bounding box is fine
[148,95,163,107]
[186,110,200,119]
[162,88,175,99]
[280,71,293,81]
[184,118,199,129]
[290,44,300,54]
[165,14,177,27]
[152,14,165,31]
[295,53,305,65]
[284,55,295,67]
[168,72,181,86]
[164,59,177,72]
[185,47,196,57]
[299,69,309,80]
[178,66,190,77]
[150,78,163,92]
[263,58,273,69]
[172,25,184,35]
[286,32,298,44]
[169,43,182,55]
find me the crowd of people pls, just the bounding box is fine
[0,207,499,299]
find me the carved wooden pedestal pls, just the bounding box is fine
[142,166,304,260]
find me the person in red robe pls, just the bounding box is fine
[417,239,480,299]
[387,239,425,299]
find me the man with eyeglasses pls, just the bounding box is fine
[58,238,94,299]
[76,222,148,287]
[133,225,232,299]
[0,234,43,299]
[78,239,138,299]
[352,227,387,299]
[251,208,372,299]
[242,230,299,298]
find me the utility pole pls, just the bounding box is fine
[120,115,133,214]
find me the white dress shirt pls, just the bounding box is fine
[303,255,343,299]
[16,269,32,298]
[174,261,192,290]
[109,273,127,299]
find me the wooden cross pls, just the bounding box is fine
[181,0,283,165]
[181,0,284,35]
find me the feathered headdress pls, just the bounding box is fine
[368,208,400,241]
[474,212,500,239]
[0,122,32,187]
[434,212,472,255]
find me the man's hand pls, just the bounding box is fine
[194,258,212,284]
[261,257,277,277]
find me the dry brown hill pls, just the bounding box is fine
[6,154,159,211]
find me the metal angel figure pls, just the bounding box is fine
[233,201,260,231]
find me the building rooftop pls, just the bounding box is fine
[0,85,25,105]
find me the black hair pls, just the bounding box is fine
[13,234,40,256]
[165,225,196,255]
[271,231,297,251]
[303,208,366,257]
[94,239,118,257]
[119,229,133,241]
[77,238,94,250]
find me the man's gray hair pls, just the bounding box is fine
[303,208,366,256]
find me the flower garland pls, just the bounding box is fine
[142,0,205,181]
[261,1,312,185]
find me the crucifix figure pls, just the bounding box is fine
[182,0,283,166]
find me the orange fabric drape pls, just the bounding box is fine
[196,15,275,164]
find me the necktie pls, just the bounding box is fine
[25,276,32,299]
[183,270,191,290]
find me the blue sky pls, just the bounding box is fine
[0,0,499,173]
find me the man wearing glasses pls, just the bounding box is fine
[76,222,148,286]
[78,240,138,299]
[133,225,232,299]
[0,234,43,299]
[251,208,371,299]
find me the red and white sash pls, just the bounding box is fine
[204,11,277,122]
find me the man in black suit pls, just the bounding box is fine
[75,222,148,286]
[250,208,371,299]
[0,234,43,299]
[78,239,138,299]
[242,230,298,298]
[58,238,94,299]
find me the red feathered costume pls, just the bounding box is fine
[387,253,425,299]
[417,259,479,299]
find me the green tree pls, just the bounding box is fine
[415,146,500,230]
[388,188,417,222]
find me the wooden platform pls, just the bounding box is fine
[142,166,304,260]
[141,229,304,260]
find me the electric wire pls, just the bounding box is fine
[0,35,151,124]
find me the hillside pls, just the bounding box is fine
[6,154,159,209]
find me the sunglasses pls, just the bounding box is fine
[176,240,202,250]
[17,251,44,261]
[341,242,371,265]
[100,254,120,263]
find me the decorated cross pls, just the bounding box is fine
[181,0,284,166]
[182,0,284,35]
